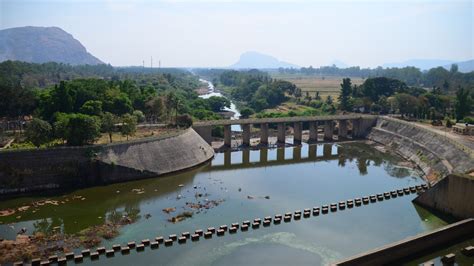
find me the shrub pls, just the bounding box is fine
[25,118,52,147]
[176,114,193,128]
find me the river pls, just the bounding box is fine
[0,141,456,265]
[198,78,241,132]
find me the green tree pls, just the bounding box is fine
[455,87,472,121]
[239,107,255,118]
[395,93,419,117]
[25,118,52,147]
[56,113,101,146]
[80,100,103,116]
[121,114,137,140]
[133,110,146,123]
[207,96,231,112]
[145,96,164,123]
[101,112,117,143]
[338,78,352,111]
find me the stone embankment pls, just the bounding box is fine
[0,128,214,197]
[367,117,474,183]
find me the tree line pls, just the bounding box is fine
[0,61,232,147]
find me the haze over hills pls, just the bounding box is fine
[0,26,104,65]
[443,59,474,73]
[382,59,455,70]
[230,51,299,69]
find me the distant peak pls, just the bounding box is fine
[230,51,299,69]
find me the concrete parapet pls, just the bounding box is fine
[333,218,474,266]
[260,123,269,145]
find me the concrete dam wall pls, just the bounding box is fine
[0,128,214,197]
[367,117,474,182]
[414,174,474,219]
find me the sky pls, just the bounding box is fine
[1,0,472,67]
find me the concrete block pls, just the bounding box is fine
[121,246,130,254]
[204,232,213,239]
[441,253,455,264]
[112,244,121,251]
[164,239,173,246]
[96,246,106,254]
[74,255,84,263]
[274,217,282,224]
[90,252,99,260]
[106,249,115,257]
[194,230,203,236]
[127,241,136,248]
[48,255,58,263]
[231,223,240,229]
[229,227,237,234]
[461,246,474,256]
[313,207,320,215]
[142,239,151,245]
[40,261,50,266]
[263,220,271,226]
[81,249,91,257]
[169,234,177,241]
[65,252,75,260]
[252,222,260,229]
[191,234,200,241]
[178,237,186,244]
[254,218,262,224]
[294,213,301,220]
[242,220,251,226]
[241,224,249,231]
[216,229,225,236]
[57,257,66,265]
[219,225,228,231]
[181,232,190,239]
[150,241,159,249]
[31,259,41,266]
[136,244,145,251]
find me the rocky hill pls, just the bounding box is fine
[0,26,104,65]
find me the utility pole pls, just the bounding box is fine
[151,56,153,68]
[159,60,161,68]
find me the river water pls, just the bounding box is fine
[198,79,241,132]
[0,142,452,265]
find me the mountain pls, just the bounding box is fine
[382,59,454,70]
[330,59,348,68]
[0,26,104,65]
[443,59,474,73]
[230,51,299,69]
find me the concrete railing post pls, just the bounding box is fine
[309,122,318,142]
[242,148,250,164]
[294,122,302,144]
[339,120,348,139]
[309,144,317,159]
[260,123,269,145]
[324,121,334,140]
[224,125,232,147]
[277,147,285,161]
[277,123,286,144]
[242,124,251,146]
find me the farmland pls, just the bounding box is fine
[272,74,365,102]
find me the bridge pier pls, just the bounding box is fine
[339,120,348,139]
[194,126,212,144]
[224,125,232,147]
[277,147,285,161]
[260,148,268,162]
[260,123,269,145]
[293,146,301,160]
[309,144,317,159]
[324,121,334,140]
[277,123,286,144]
[242,148,250,164]
[352,119,361,138]
[242,124,251,146]
[294,122,302,144]
[309,122,318,143]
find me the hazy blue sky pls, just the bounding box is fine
[1,0,472,67]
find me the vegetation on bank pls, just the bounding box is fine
[0,61,232,147]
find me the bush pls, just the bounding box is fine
[176,114,193,128]
[54,113,101,146]
[133,110,146,123]
[25,118,52,147]
[463,116,474,125]
[445,119,454,128]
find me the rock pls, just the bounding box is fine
[162,207,176,214]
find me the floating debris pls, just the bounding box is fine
[178,184,184,187]
[162,207,176,214]
[132,188,145,194]
[0,209,15,217]
[168,212,193,223]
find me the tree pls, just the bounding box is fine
[338,78,352,111]
[395,93,419,117]
[121,114,137,140]
[176,114,193,128]
[239,107,255,118]
[101,112,117,143]
[25,118,52,147]
[133,110,146,123]
[80,100,103,116]
[326,95,333,105]
[455,87,472,121]
[55,113,101,146]
[207,96,231,112]
[450,64,458,74]
[145,96,164,123]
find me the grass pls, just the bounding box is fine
[272,74,365,102]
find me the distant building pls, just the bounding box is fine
[453,123,474,135]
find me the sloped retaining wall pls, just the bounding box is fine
[414,174,474,219]
[0,128,214,197]
[367,117,474,182]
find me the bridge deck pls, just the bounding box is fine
[193,114,376,127]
